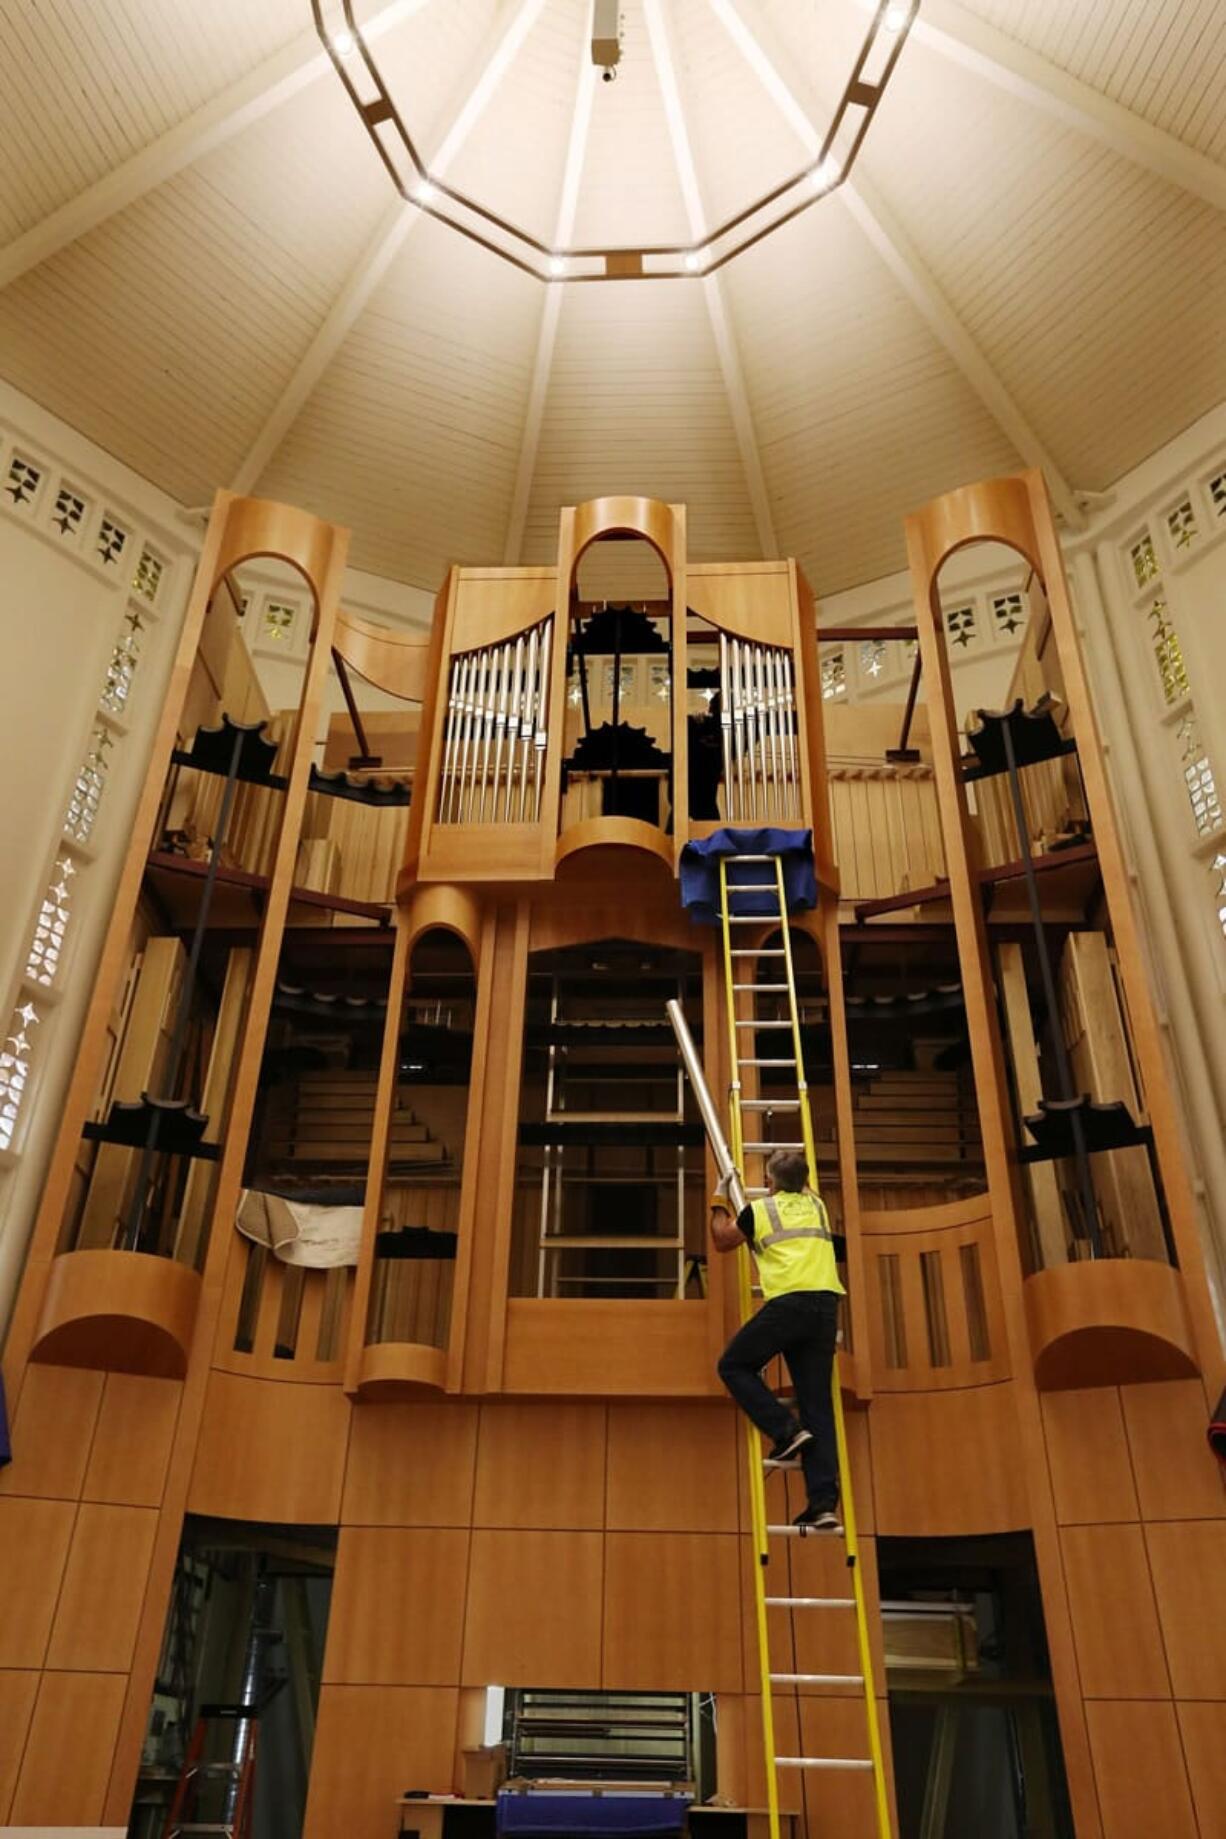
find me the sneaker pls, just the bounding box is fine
[767,1426,812,1465]
[794,1504,842,1534]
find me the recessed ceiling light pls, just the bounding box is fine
[811,156,840,192]
[549,256,567,277]
[413,179,436,205]
[684,251,704,273]
[883,3,909,30]
[331,27,356,56]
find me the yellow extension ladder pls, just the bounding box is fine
[717,852,891,1839]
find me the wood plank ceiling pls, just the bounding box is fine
[0,0,1223,594]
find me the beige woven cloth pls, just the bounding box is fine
[236,1189,363,1267]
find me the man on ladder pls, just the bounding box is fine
[710,1147,843,1531]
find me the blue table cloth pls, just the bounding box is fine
[496,1792,691,1837]
[679,826,817,925]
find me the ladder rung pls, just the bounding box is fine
[727,914,781,923]
[775,1757,875,1772]
[741,1058,796,1067]
[735,1019,792,1028]
[770,1672,863,1687]
[764,1596,855,1609]
[726,854,780,862]
[740,1099,801,1109]
[743,1140,805,1151]
[766,1523,844,1537]
[733,983,789,991]
[731,949,787,957]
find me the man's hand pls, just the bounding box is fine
[712,1168,738,1210]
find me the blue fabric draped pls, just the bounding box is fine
[679,826,817,925]
[497,1794,691,1837]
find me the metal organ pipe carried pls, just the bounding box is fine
[718,633,802,824]
[437,616,553,825]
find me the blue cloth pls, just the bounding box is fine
[496,1793,691,1837]
[679,826,817,925]
[0,1372,10,1468]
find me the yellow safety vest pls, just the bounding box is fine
[749,1190,844,1300]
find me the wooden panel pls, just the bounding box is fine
[1144,1520,1226,1699]
[83,1373,181,1507]
[797,1697,880,1834]
[0,1363,101,1499]
[0,1671,39,1823]
[461,1532,603,1688]
[1176,1702,1226,1838]
[473,1404,607,1530]
[31,1247,201,1379]
[1041,1388,1140,1524]
[1024,1260,1199,1390]
[46,1503,159,1673]
[9,1670,127,1827]
[188,1371,350,1524]
[1120,1379,1226,1521]
[324,1528,468,1686]
[868,1386,1027,1536]
[998,941,1066,1269]
[1084,1700,1197,1839]
[501,1300,717,1396]
[304,1685,459,1839]
[606,1403,738,1533]
[1060,1524,1170,1699]
[685,564,794,649]
[342,1402,478,1527]
[604,1533,742,1692]
[0,1497,75,1668]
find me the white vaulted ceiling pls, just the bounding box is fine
[1,0,1225,596]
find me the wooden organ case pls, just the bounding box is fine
[0,485,1222,1839]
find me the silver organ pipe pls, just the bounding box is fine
[436,615,554,825]
[716,635,802,825]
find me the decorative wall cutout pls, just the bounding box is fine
[945,603,977,650]
[25,855,76,989]
[0,998,39,1155]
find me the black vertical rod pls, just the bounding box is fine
[998,717,1103,1260]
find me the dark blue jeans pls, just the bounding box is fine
[717,1290,840,1510]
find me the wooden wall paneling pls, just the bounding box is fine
[323,1527,469,1686]
[473,1402,607,1530]
[439,896,498,1392]
[822,890,872,1399]
[2,490,238,1400]
[1040,1388,1140,1524]
[0,1363,102,1500]
[603,1532,742,1692]
[404,569,461,884]
[606,1402,738,1532]
[997,941,1067,1269]
[0,1670,39,1823]
[1144,1520,1226,1699]
[449,570,559,656]
[304,1684,460,1839]
[461,1530,603,1689]
[9,1670,128,1828]
[342,910,412,1394]
[0,1496,76,1668]
[905,480,1106,1839]
[701,923,739,1360]
[341,1401,478,1527]
[868,1387,1027,1537]
[1176,1702,1226,1836]
[45,1503,159,1673]
[462,902,529,1393]
[500,1299,718,1396]
[188,1372,350,1525]
[1083,1700,1198,1839]
[1023,469,1223,1383]
[1059,1523,1172,1699]
[797,1696,882,1835]
[1120,1379,1226,1520]
[174,946,253,1268]
[81,1373,181,1508]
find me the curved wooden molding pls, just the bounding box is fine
[1025,1259,1199,1390]
[400,883,485,958]
[554,816,677,876]
[904,473,1043,586]
[335,607,430,703]
[570,496,681,578]
[210,494,346,611]
[31,1249,201,1379]
[862,1191,992,1237]
[354,1338,448,1398]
